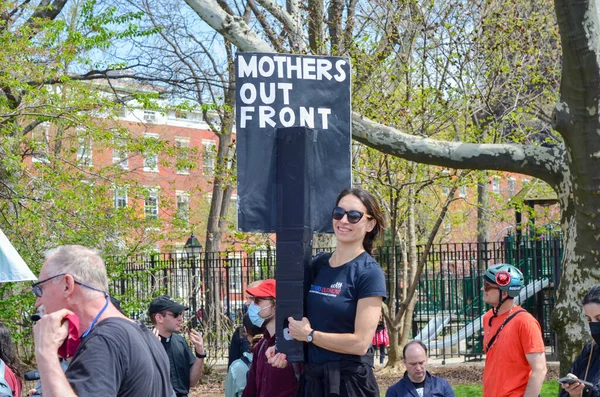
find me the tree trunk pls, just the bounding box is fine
[400,190,418,349]
[477,173,490,272]
[550,0,600,375]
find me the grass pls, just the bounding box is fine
[452,381,560,397]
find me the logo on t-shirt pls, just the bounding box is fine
[309,282,343,297]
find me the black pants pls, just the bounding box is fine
[297,360,380,397]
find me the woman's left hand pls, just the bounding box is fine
[288,316,312,342]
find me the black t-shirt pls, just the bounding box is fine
[160,333,196,395]
[412,380,425,397]
[66,318,172,397]
[306,252,387,365]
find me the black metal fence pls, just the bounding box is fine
[105,234,562,361]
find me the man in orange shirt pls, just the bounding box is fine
[482,264,547,397]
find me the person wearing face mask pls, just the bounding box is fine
[229,280,264,369]
[560,284,600,397]
[242,279,299,397]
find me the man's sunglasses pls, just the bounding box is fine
[31,273,107,298]
[163,312,183,319]
[483,281,500,291]
[332,206,373,224]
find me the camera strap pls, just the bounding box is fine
[485,309,526,352]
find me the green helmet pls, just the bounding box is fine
[483,264,524,298]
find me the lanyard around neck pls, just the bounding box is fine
[81,296,109,339]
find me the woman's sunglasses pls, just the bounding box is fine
[332,206,373,224]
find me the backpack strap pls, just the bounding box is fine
[240,354,251,369]
[485,309,526,352]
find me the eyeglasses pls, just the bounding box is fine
[31,273,107,298]
[332,206,373,224]
[483,282,499,291]
[31,274,66,297]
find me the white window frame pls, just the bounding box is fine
[202,139,216,176]
[114,187,128,209]
[176,191,190,224]
[76,134,93,167]
[459,186,467,198]
[175,137,190,175]
[143,110,156,122]
[507,177,516,196]
[143,133,159,173]
[144,188,159,220]
[112,137,129,170]
[228,252,243,293]
[492,177,501,194]
[32,123,50,163]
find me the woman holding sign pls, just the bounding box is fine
[267,187,386,397]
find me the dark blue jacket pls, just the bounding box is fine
[386,371,455,397]
[560,343,600,397]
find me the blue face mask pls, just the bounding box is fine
[248,302,271,328]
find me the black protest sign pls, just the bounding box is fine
[236,53,352,233]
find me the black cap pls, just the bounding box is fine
[149,295,189,314]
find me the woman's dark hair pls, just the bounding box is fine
[583,284,600,305]
[0,322,22,377]
[242,313,264,352]
[336,188,386,255]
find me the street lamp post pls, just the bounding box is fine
[184,233,202,327]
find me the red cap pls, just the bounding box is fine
[246,279,276,299]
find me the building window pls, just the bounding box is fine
[228,253,242,293]
[145,188,159,220]
[143,110,156,122]
[442,185,450,196]
[112,138,128,169]
[77,135,93,167]
[114,188,127,209]
[175,138,190,175]
[507,177,516,196]
[31,124,49,163]
[459,186,467,198]
[522,178,530,188]
[202,139,216,176]
[175,111,187,120]
[492,177,500,194]
[176,191,190,224]
[227,144,235,170]
[143,133,159,173]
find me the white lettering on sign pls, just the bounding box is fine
[237,55,348,82]
[241,106,332,129]
[237,54,349,130]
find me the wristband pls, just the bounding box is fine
[195,351,207,359]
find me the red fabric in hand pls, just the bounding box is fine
[58,314,81,359]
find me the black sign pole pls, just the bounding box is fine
[275,126,314,362]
